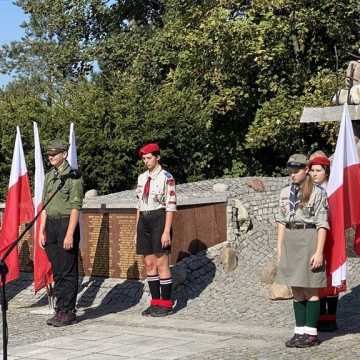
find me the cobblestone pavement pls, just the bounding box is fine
[2,251,360,359]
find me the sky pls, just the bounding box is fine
[0,0,27,88]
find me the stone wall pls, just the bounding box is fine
[225,177,289,267]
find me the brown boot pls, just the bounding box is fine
[46,309,60,326]
[53,310,77,327]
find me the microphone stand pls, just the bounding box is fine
[0,177,68,360]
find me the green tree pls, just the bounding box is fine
[0,0,359,198]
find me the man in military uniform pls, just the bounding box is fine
[39,140,83,327]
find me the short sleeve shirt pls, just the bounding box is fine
[275,184,329,230]
[136,166,177,212]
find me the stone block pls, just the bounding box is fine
[246,179,265,192]
[269,283,293,300]
[260,261,277,284]
[85,189,98,198]
[213,183,229,192]
[221,247,238,272]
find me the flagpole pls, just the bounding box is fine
[0,269,8,360]
[0,172,80,360]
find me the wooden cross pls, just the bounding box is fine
[300,105,360,136]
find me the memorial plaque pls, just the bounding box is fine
[84,213,110,277]
[74,203,227,279]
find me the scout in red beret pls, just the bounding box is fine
[309,153,331,186]
[134,143,177,318]
[138,143,160,157]
[309,151,343,333]
[308,156,331,169]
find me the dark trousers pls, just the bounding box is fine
[45,217,80,312]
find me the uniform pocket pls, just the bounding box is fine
[59,180,70,192]
[151,184,165,204]
[303,205,315,218]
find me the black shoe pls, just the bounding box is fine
[326,321,338,332]
[329,320,338,331]
[150,306,174,317]
[285,334,305,348]
[296,334,321,348]
[318,320,338,332]
[141,305,158,317]
[317,320,329,332]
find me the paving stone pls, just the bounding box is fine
[3,177,360,358]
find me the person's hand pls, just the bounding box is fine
[63,234,74,250]
[310,252,323,270]
[161,231,171,248]
[39,231,46,249]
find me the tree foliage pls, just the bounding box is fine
[0,0,359,198]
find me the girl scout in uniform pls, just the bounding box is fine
[275,154,329,348]
[309,152,344,332]
[135,143,177,317]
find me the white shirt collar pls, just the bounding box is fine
[147,165,162,179]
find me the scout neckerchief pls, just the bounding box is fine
[142,165,161,203]
[142,176,151,202]
[289,183,300,217]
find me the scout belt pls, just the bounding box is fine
[286,223,316,230]
[140,208,165,216]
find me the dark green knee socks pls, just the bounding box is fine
[305,300,320,335]
[294,300,320,335]
[293,300,307,328]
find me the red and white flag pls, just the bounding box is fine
[0,127,34,284]
[33,122,53,293]
[66,122,84,248]
[326,104,360,286]
[67,122,78,170]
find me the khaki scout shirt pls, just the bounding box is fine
[275,184,329,230]
[136,165,177,212]
[42,161,83,217]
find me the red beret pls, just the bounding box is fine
[138,143,160,157]
[308,156,330,168]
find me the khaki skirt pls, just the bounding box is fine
[275,228,326,288]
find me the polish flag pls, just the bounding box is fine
[66,122,84,247]
[326,104,360,286]
[0,127,34,284]
[33,122,53,293]
[67,122,78,170]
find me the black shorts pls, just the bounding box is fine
[136,209,171,256]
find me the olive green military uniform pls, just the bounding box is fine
[275,185,329,288]
[43,141,83,315]
[43,161,83,216]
